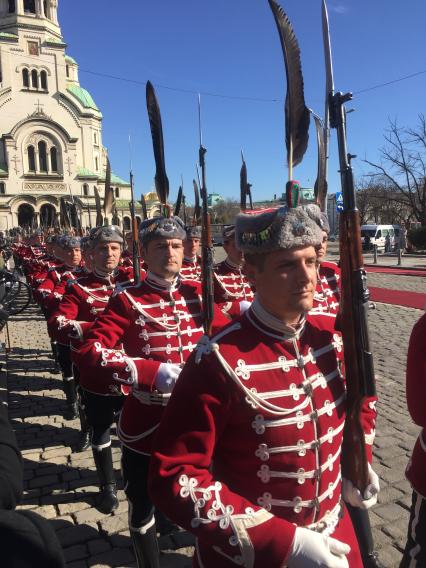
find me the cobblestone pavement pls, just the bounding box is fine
[2,284,424,567]
[4,307,192,568]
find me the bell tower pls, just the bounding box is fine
[0,0,62,42]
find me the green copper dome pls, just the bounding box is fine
[67,84,100,112]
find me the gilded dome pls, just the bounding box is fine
[144,191,159,202]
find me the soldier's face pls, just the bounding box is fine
[184,238,200,258]
[144,238,183,280]
[223,238,243,265]
[92,242,121,272]
[245,246,318,323]
[64,247,81,267]
[316,231,328,261]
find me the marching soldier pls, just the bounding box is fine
[180,225,202,280]
[49,226,131,507]
[37,236,83,418]
[213,224,254,318]
[148,205,378,567]
[401,310,426,567]
[74,215,228,568]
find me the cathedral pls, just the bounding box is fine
[0,0,158,231]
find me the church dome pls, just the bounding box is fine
[144,191,159,202]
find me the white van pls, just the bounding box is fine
[360,225,398,252]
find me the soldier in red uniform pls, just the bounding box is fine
[35,236,82,418]
[49,226,130,509]
[401,311,426,567]
[149,205,378,568]
[304,206,382,567]
[75,215,228,568]
[180,225,202,281]
[214,224,254,318]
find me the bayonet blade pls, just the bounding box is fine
[322,0,334,211]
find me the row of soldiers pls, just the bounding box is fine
[12,205,378,568]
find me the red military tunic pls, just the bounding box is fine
[74,272,229,455]
[30,257,61,288]
[34,265,67,308]
[149,299,376,567]
[214,258,255,319]
[405,312,426,496]
[44,266,88,314]
[48,268,132,351]
[311,261,341,316]
[180,256,202,281]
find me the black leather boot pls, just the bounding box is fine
[63,378,78,420]
[130,518,160,568]
[92,446,119,514]
[73,406,91,452]
[50,341,61,373]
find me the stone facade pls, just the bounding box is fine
[0,0,155,231]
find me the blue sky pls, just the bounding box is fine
[60,0,426,204]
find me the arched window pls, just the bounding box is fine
[43,0,49,18]
[31,69,38,89]
[22,68,29,88]
[38,141,48,172]
[28,145,36,172]
[95,156,99,171]
[0,183,5,195]
[40,70,47,90]
[66,65,69,78]
[50,147,58,172]
[24,0,35,14]
[83,184,89,197]
[123,216,131,231]
[115,187,120,198]
[8,0,15,14]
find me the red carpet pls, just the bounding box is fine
[369,287,426,309]
[366,266,426,277]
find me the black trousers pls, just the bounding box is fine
[121,446,154,529]
[56,343,73,378]
[400,490,426,567]
[81,389,124,448]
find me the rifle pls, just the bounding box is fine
[240,151,253,210]
[129,176,140,285]
[128,136,141,285]
[193,175,201,225]
[197,94,214,337]
[324,2,376,494]
[67,184,83,236]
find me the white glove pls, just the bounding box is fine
[286,527,350,568]
[154,363,181,394]
[239,300,252,314]
[342,464,380,509]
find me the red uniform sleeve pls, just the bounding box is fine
[74,292,161,391]
[148,350,296,566]
[406,313,426,427]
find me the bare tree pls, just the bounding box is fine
[210,199,240,224]
[364,115,426,226]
